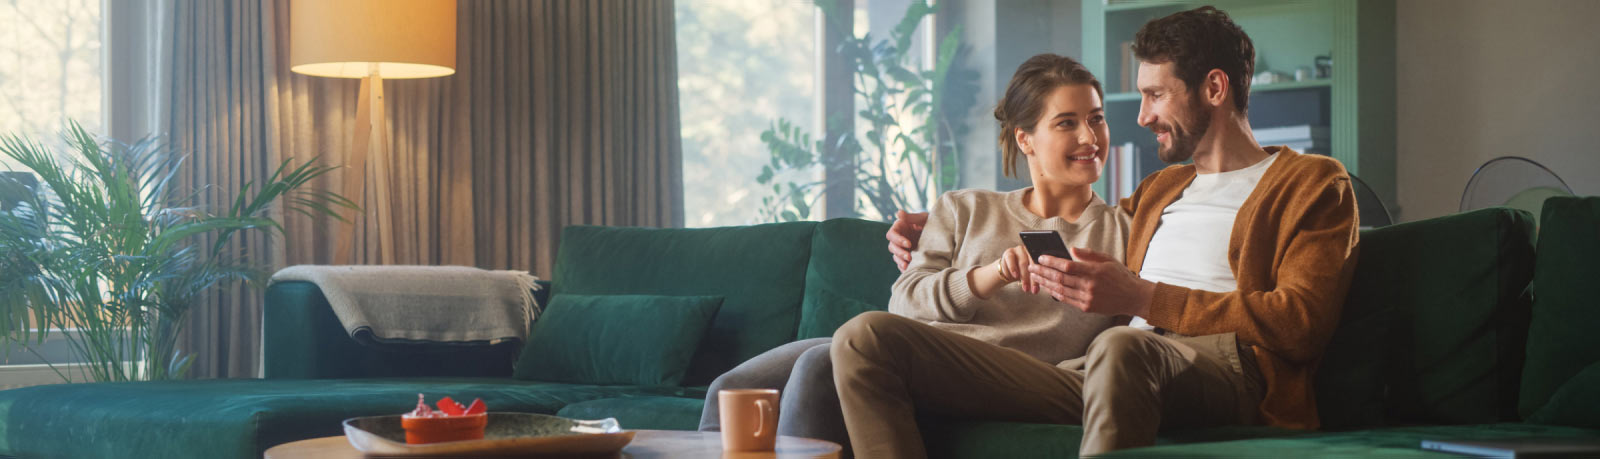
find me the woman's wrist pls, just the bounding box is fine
[992,259,1016,284]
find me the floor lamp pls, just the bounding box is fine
[288,0,456,264]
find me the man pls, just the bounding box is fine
[840,6,1360,458]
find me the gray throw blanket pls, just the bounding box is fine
[270,265,542,345]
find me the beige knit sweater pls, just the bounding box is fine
[890,188,1131,364]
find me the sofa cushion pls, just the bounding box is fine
[0,378,681,459]
[551,223,816,386]
[555,395,705,431]
[918,418,1302,459]
[1098,422,1600,458]
[797,218,900,339]
[1529,361,1600,429]
[1315,207,1535,428]
[513,294,723,386]
[1520,197,1600,418]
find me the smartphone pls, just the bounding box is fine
[1019,230,1074,263]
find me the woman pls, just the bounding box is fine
[699,54,1128,456]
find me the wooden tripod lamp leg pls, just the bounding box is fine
[333,67,384,265]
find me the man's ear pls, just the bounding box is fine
[1204,69,1229,108]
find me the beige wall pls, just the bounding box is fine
[1396,0,1600,222]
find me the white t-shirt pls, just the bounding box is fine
[1129,153,1278,331]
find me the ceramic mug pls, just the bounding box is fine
[719,389,779,452]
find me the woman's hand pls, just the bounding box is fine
[997,245,1037,293]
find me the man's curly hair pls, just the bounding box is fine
[1132,6,1256,113]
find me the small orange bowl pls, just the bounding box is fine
[401,413,488,444]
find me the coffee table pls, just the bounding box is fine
[264,430,841,458]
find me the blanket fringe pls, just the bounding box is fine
[513,271,543,323]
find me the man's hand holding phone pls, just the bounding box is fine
[1029,246,1157,317]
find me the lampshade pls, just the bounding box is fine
[290,0,456,79]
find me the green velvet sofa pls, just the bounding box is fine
[2,199,1598,458]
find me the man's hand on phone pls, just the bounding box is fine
[1028,247,1155,317]
[886,210,929,272]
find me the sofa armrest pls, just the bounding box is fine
[261,279,552,379]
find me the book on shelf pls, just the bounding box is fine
[1119,41,1136,93]
[1255,125,1330,155]
[1105,142,1137,201]
[1255,125,1329,143]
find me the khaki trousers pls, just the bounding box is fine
[830,311,1264,458]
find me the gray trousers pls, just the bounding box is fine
[698,337,852,457]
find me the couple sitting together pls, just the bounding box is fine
[702,6,1360,458]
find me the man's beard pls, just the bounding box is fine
[1156,93,1211,163]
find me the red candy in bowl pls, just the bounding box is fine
[400,394,488,444]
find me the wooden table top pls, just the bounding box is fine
[264,430,841,459]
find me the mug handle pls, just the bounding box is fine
[752,399,775,438]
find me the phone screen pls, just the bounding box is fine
[1019,230,1073,263]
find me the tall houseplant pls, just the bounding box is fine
[0,122,353,382]
[756,0,973,222]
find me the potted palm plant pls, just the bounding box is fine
[0,122,353,382]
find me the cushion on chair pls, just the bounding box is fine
[1519,197,1600,418]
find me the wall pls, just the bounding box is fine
[1395,0,1600,222]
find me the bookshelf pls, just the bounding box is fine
[1082,0,1395,208]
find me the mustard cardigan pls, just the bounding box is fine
[1120,147,1361,430]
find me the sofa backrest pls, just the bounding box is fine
[550,223,817,386]
[796,218,900,339]
[1316,207,1536,429]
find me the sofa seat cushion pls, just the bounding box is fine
[919,418,1302,458]
[0,378,685,459]
[1099,422,1600,458]
[556,395,706,431]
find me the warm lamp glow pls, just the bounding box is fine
[289,0,457,79]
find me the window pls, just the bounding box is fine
[676,0,819,227]
[0,0,105,388]
[0,0,105,170]
[677,0,939,227]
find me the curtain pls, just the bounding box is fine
[165,0,683,379]
[463,1,685,271]
[164,0,277,380]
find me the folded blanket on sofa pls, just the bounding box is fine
[270,265,542,346]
